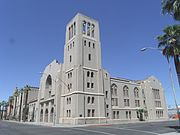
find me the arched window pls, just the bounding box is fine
[45,75,52,98]
[91,72,94,78]
[69,97,71,104]
[87,22,91,36]
[82,21,86,34]
[73,22,76,35]
[50,108,54,123]
[87,97,91,104]
[134,87,139,98]
[40,109,43,122]
[123,85,129,97]
[111,84,117,96]
[45,109,48,122]
[87,71,90,77]
[70,55,72,62]
[67,98,69,104]
[91,24,95,37]
[88,54,91,61]
[92,97,95,104]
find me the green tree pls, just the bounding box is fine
[1,101,7,119]
[136,109,144,121]
[162,0,180,20]
[157,25,180,86]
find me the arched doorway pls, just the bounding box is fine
[40,109,43,122]
[50,107,54,123]
[44,109,48,122]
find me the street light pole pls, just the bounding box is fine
[141,47,180,126]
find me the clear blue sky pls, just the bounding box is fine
[0,0,179,107]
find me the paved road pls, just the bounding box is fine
[0,120,179,135]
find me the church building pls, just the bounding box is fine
[36,13,168,125]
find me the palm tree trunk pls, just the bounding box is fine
[174,55,180,86]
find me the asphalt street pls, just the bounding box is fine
[0,120,179,135]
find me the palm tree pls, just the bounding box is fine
[162,0,180,21]
[157,24,180,86]
[1,101,7,119]
[136,109,144,121]
[3,101,8,120]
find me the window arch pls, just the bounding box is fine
[87,97,91,104]
[111,84,117,96]
[134,87,139,98]
[82,21,86,34]
[91,24,95,37]
[87,71,90,77]
[45,75,52,92]
[45,109,48,122]
[91,72,94,78]
[87,22,91,36]
[40,109,43,122]
[92,97,95,104]
[123,85,129,97]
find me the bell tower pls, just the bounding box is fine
[61,13,105,124]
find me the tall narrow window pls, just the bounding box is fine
[105,91,108,98]
[71,25,73,38]
[87,82,90,88]
[126,111,128,119]
[84,40,86,46]
[69,110,71,117]
[69,97,71,104]
[89,42,91,47]
[87,22,90,36]
[88,109,91,117]
[70,55,72,62]
[92,109,95,117]
[88,54,91,61]
[93,43,95,48]
[92,97,94,104]
[123,85,129,97]
[117,111,119,119]
[82,21,86,34]
[91,72,94,78]
[74,22,76,35]
[91,83,94,88]
[91,24,95,37]
[87,97,90,104]
[69,27,70,40]
[87,71,90,77]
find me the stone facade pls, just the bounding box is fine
[7,86,39,121]
[35,13,168,125]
